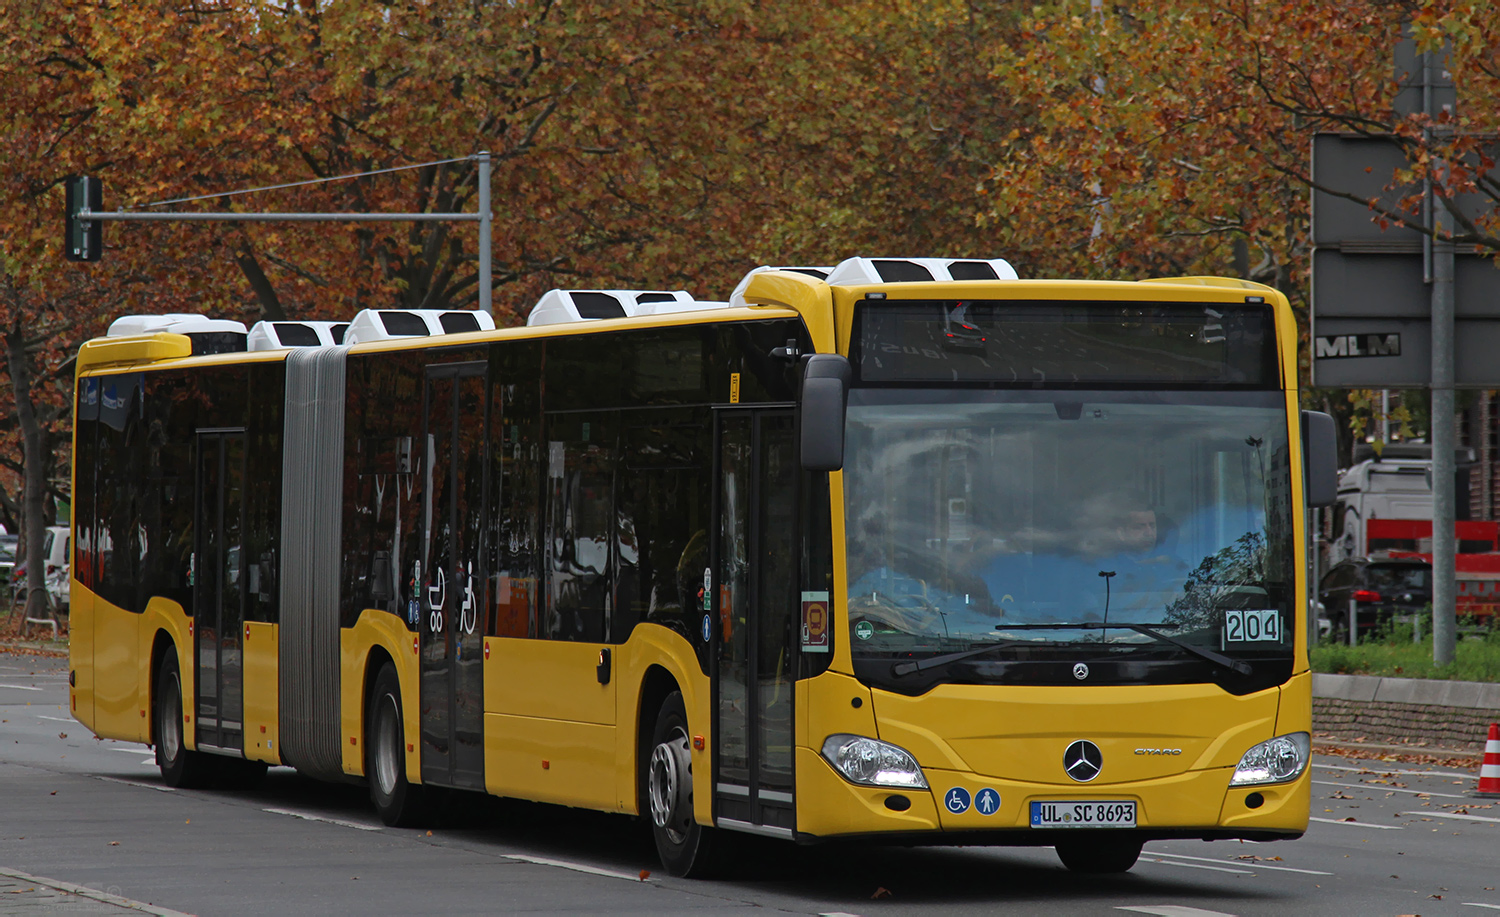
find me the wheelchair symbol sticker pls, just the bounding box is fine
[944,787,971,814]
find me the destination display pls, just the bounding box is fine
[854,301,1277,387]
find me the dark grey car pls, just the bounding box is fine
[1318,558,1432,641]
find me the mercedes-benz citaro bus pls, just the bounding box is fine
[67,259,1338,877]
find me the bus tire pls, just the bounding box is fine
[647,691,717,877]
[154,652,213,789]
[368,662,425,827]
[1054,837,1143,873]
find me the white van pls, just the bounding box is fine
[12,525,69,611]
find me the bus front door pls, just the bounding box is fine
[418,362,488,791]
[193,430,246,755]
[714,409,797,838]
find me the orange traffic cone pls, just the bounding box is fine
[1479,723,1500,798]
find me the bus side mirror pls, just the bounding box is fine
[1301,410,1338,508]
[800,354,851,472]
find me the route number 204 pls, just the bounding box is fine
[1224,609,1281,643]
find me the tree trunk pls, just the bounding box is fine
[5,321,55,626]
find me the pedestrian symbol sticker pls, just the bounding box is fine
[944,786,971,814]
[975,788,1000,816]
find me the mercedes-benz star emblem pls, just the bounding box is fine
[1064,740,1103,782]
[1072,662,1090,681]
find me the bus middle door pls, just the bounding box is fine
[417,361,488,791]
[193,429,246,755]
[713,408,797,838]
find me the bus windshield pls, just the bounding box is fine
[842,388,1295,694]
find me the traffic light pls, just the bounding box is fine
[64,175,102,262]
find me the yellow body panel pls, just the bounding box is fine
[483,713,617,810]
[141,597,194,750]
[486,638,615,723]
[606,624,711,818]
[243,622,280,764]
[871,683,1278,782]
[341,610,423,780]
[68,587,94,730]
[91,596,145,743]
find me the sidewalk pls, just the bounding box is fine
[0,869,190,916]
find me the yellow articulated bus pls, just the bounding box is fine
[69,257,1338,876]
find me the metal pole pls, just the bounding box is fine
[1426,44,1458,667]
[1432,231,1458,665]
[79,211,479,222]
[1348,597,1358,647]
[477,151,492,316]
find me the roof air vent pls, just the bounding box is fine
[344,308,496,345]
[824,257,1019,286]
[526,289,720,326]
[105,313,249,355]
[247,320,351,351]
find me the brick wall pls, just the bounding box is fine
[1314,696,1498,751]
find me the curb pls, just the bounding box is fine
[1314,672,1500,710]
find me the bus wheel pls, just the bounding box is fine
[647,691,716,877]
[368,663,425,827]
[1054,837,1143,873]
[154,653,213,788]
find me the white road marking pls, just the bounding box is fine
[36,715,74,723]
[1462,904,1500,910]
[1315,762,1476,780]
[504,853,651,882]
[109,746,153,753]
[1308,816,1403,829]
[0,683,43,691]
[1396,810,1500,825]
[1314,779,1473,800]
[1138,856,1253,875]
[1117,906,1241,917]
[263,807,383,831]
[1147,851,1333,876]
[0,867,193,916]
[94,775,175,793]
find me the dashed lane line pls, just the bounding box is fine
[1314,779,1473,800]
[1461,904,1500,910]
[262,807,383,831]
[36,714,74,723]
[1395,810,1500,825]
[1116,906,1241,916]
[93,776,175,793]
[1138,857,1253,875]
[1315,762,1476,780]
[1308,816,1403,829]
[0,683,43,691]
[503,853,652,882]
[1147,851,1333,875]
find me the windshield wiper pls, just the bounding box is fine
[891,641,1029,677]
[993,621,1252,675]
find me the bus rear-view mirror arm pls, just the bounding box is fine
[800,354,852,472]
[1302,410,1338,508]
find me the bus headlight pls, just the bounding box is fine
[1229,732,1310,786]
[820,734,928,789]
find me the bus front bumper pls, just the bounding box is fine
[792,746,1310,842]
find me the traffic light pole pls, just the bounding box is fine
[68,151,495,314]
